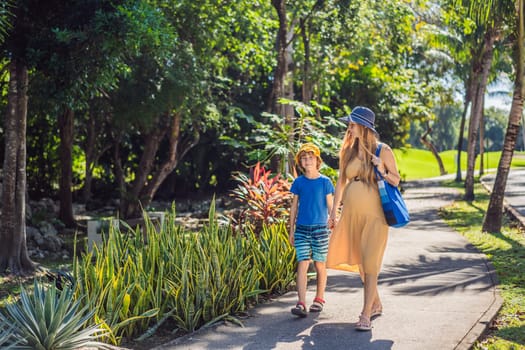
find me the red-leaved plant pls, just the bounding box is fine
[230,162,292,234]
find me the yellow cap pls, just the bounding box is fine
[295,143,322,165]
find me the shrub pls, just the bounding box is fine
[0,279,109,350]
[73,203,296,345]
[230,162,292,233]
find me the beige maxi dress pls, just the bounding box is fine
[326,157,389,275]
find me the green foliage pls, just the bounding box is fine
[250,223,296,295]
[0,0,14,43]
[73,204,295,344]
[0,279,108,350]
[222,100,341,175]
[74,220,163,344]
[440,182,525,349]
[230,162,292,233]
[10,0,461,199]
[0,322,19,349]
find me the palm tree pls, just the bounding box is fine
[453,0,514,201]
[483,0,525,232]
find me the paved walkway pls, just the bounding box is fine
[154,175,515,350]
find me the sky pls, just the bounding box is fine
[485,75,512,111]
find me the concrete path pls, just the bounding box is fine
[155,178,506,350]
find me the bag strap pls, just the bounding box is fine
[373,143,384,180]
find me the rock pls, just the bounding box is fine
[39,222,58,236]
[26,226,45,245]
[41,235,64,252]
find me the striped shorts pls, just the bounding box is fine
[294,224,330,262]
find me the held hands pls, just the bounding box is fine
[328,214,337,230]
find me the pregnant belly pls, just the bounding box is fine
[343,181,382,213]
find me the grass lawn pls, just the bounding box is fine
[440,181,525,350]
[394,149,525,181]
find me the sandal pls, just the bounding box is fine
[309,297,325,312]
[355,314,372,331]
[291,302,307,318]
[371,306,383,318]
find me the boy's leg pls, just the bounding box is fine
[310,225,329,312]
[291,259,310,317]
[296,260,310,304]
[291,225,311,317]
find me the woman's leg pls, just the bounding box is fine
[362,273,378,318]
[313,261,327,300]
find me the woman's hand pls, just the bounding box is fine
[371,155,386,175]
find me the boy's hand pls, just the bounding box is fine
[328,216,336,230]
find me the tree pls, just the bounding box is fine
[453,0,513,201]
[0,59,34,275]
[483,0,525,232]
[0,0,37,275]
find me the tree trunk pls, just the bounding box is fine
[112,131,127,214]
[269,0,287,115]
[269,0,288,173]
[420,124,447,175]
[0,59,34,275]
[479,111,485,176]
[58,107,76,227]
[82,112,111,203]
[82,114,96,203]
[120,117,168,219]
[300,18,312,105]
[521,112,525,150]
[464,29,496,201]
[139,112,199,209]
[284,19,295,175]
[483,0,524,233]
[455,99,470,182]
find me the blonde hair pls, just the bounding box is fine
[339,124,378,185]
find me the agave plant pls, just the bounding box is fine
[0,321,23,349]
[0,279,110,350]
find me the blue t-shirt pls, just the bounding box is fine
[290,174,335,225]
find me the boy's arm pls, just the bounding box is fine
[289,195,299,245]
[326,193,334,228]
[329,175,346,229]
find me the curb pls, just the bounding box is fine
[454,255,503,349]
[479,177,525,230]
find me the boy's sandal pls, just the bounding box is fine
[309,297,325,312]
[355,314,372,331]
[291,302,308,318]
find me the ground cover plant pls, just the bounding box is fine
[440,182,525,349]
[72,202,295,347]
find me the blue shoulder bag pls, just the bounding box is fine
[374,143,410,228]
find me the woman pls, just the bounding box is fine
[326,106,401,331]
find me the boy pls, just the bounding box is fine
[289,143,334,317]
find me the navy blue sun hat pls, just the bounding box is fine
[339,106,377,134]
